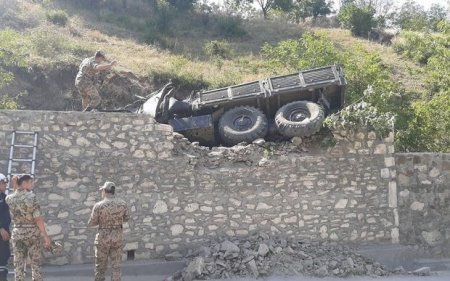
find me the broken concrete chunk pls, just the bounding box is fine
[182,257,204,281]
[246,259,259,277]
[220,240,240,253]
[412,267,431,276]
[258,243,270,257]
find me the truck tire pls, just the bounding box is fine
[218,106,268,146]
[275,101,325,138]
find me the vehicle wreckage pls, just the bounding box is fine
[125,64,346,146]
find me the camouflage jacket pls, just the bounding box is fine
[88,196,129,229]
[6,190,41,240]
[88,196,130,246]
[75,57,99,85]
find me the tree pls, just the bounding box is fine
[253,0,275,19]
[428,3,448,31]
[338,3,376,36]
[234,0,276,19]
[339,0,395,27]
[273,0,332,23]
[394,0,428,31]
[310,0,332,18]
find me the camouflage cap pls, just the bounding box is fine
[99,181,115,193]
[94,50,106,58]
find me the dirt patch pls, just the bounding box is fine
[1,65,161,111]
[1,65,78,111]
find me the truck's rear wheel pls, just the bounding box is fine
[218,106,268,146]
[275,101,325,138]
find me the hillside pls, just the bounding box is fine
[1,0,425,108]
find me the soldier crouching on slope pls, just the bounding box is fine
[89,181,129,281]
[6,175,52,281]
[75,50,117,112]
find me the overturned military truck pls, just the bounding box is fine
[137,65,346,146]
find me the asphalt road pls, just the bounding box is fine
[41,272,450,281]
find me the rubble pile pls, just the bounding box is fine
[97,70,153,110]
[172,133,313,168]
[174,233,391,281]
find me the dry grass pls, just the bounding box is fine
[314,27,426,93]
[2,1,426,94]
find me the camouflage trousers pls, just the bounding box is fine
[76,80,101,111]
[12,236,42,281]
[94,234,124,281]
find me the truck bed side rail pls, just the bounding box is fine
[193,65,346,109]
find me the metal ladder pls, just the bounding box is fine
[6,131,38,278]
[6,131,38,192]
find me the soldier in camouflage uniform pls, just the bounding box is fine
[75,50,117,111]
[6,175,51,281]
[88,182,129,281]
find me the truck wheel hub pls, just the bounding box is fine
[289,109,309,122]
[233,115,253,131]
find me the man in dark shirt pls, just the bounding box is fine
[0,174,11,281]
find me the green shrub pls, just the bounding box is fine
[215,16,247,38]
[204,40,233,59]
[324,101,395,138]
[0,95,18,110]
[397,90,450,152]
[262,32,340,71]
[338,4,376,37]
[46,9,69,26]
[393,30,449,94]
[393,31,437,64]
[262,31,397,103]
[0,29,26,88]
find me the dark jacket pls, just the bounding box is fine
[0,193,11,231]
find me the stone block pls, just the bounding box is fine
[153,200,168,214]
[384,157,395,167]
[334,199,348,209]
[256,203,272,210]
[380,168,390,179]
[410,201,425,211]
[374,144,387,154]
[170,224,184,236]
[185,203,199,213]
[47,225,62,236]
[429,167,440,178]
[422,230,443,246]
[388,181,397,208]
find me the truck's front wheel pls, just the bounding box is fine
[275,101,325,138]
[218,106,268,146]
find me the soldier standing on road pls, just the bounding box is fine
[6,175,51,281]
[75,50,117,112]
[88,182,129,281]
[0,174,11,281]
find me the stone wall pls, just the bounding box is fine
[396,153,450,255]
[0,110,399,265]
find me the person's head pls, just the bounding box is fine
[94,50,107,63]
[99,181,116,198]
[0,174,8,193]
[17,174,34,191]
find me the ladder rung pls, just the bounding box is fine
[14,131,36,134]
[12,144,34,148]
[11,159,34,162]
